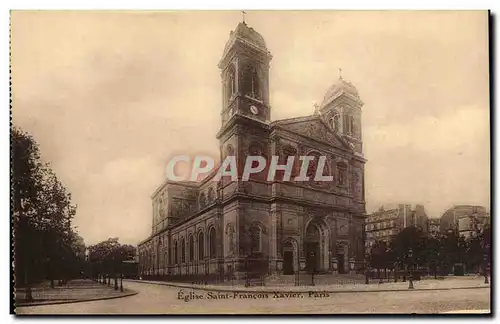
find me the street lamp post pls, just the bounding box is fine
[408,248,414,290]
[120,273,124,292]
[310,251,315,286]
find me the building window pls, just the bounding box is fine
[198,232,204,260]
[225,145,235,159]
[337,162,347,186]
[248,142,266,178]
[281,145,298,178]
[342,114,354,135]
[189,235,194,261]
[226,224,235,254]
[226,67,236,103]
[330,113,340,132]
[173,240,178,265]
[181,237,186,263]
[209,227,217,259]
[306,151,329,187]
[251,68,261,100]
[250,224,262,253]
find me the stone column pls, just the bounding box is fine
[269,206,279,274]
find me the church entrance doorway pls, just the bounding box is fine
[283,251,294,275]
[304,223,321,272]
[283,241,295,275]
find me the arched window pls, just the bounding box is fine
[231,70,236,96]
[331,113,340,131]
[342,114,349,134]
[251,68,260,99]
[226,224,235,254]
[305,151,329,186]
[342,114,354,135]
[249,142,265,157]
[248,142,266,179]
[198,232,205,260]
[181,237,186,263]
[337,162,347,186]
[189,235,194,261]
[306,153,319,181]
[209,227,217,259]
[173,240,178,265]
[199,193,207,209]
[281,145,297,179]
[207,187,215,202]
[226,67,236,101]
[250,224,262,253]
[225,145,235,158]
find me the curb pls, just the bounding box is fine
[127,280,490,294]
[15,290,138,308]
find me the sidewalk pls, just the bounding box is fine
[128,276,491,293]
[15,279,137,307]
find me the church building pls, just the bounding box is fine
[138,21,367,281]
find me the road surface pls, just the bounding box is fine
[16,281,491,315]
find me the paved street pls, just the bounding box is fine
[16,281,490,315]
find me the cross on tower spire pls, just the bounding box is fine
[339,67,343,79]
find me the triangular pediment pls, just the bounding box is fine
[273,115,352,150]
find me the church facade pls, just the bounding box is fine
[138,22,367,281]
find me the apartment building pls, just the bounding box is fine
[365,204,429,254]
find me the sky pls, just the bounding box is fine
[11,10,490,246]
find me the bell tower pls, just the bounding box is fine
[319,73,364,154]
[218,22,272,129]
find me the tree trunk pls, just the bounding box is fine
[24,267,33,302]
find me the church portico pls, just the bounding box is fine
[281,238,299,275]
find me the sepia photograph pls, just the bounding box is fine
[10,10,491,315]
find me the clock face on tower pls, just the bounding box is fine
[250,105,259,115]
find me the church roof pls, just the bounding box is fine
[272,114,354,152]
[320,76,360,108]
[271,115,318,126]
[232,22,267,49]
